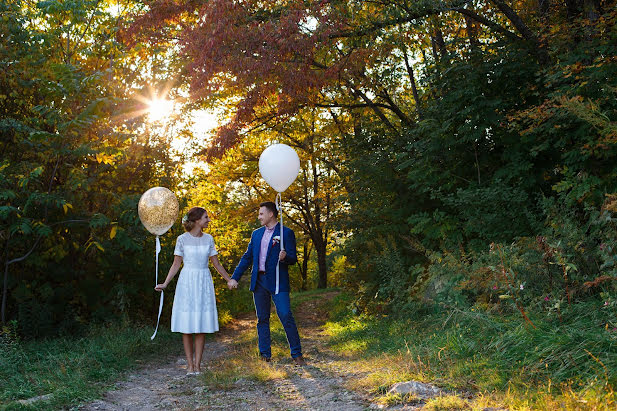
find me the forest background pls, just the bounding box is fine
[1,0,617,407]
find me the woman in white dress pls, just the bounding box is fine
[155,206,234,375]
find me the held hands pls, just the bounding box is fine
[279,250,286,261]
[157,280,237,290]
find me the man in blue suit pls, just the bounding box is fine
[228,201,305,365]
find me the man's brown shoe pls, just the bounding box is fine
[293,356,306,366]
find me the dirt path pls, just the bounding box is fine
[79,291,371,410]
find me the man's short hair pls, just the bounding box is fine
[259,201,278,218]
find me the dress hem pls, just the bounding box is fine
[171,329,219,334]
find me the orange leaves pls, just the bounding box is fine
[127,0,406,157]
[583,276,617,289]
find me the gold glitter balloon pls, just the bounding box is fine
[138,187,179,236]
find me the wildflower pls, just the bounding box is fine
[520,284,524,290]
[492,285,498,290]
[544,296,550,301]
[604,301,609,306]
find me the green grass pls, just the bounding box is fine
[321,292,617,409]
[0,284,257,410]
[0,321,182,410]
[263,287,340,351]
[289,287,339,309]
[6,287,611,410]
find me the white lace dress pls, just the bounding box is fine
[171,232,219,334]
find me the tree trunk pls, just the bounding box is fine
[1,263,8,325]
[583,0,601,20]
[434,26,447,58]
[465,15,480,54]
[430,35,439,63]
[316,239,328,289]
[401,46,423,120]
[301,259,308,291]
[564,0,581,19]
[489,0,549,63]
[489,0,538,42]
[538,0,550,20]
[299,240,311,291]
[2,236,9,325]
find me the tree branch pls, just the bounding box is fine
[454,7,522,41]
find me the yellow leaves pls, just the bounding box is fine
[94,153,116,165]
[85,239,104,253]
[62,203,73,214]
[110,225,117,239]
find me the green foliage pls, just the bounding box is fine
[323,292,617,406]
[339,5,617,334]
[0,321,179,409]
[0,0,187,336]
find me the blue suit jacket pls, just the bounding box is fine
[232,223,297,293]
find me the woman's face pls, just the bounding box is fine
[198,212,211,229]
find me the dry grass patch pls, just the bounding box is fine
[324,351,431,395]
[469,380,617,410]
[200,321,295,391]
[374,392,420,406]
[423,395,470,410]
[202,353,289,389]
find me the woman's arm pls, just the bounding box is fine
[155,255,183,291]
[210,255,232,282]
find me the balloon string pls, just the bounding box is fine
[275,193,284,295]
[151,236,164,340]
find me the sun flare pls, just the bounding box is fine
[147,98,174,122]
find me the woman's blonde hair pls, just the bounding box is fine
[182,207,207,231]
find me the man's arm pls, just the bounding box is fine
[232,233,254,281]
[281,228,297,265]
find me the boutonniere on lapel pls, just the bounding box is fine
[272,236,281,246]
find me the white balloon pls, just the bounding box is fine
[259,144,301,192]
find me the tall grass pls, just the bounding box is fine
[323,292,617,408]
[0,321,181,410]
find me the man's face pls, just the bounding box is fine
[258,206,274,226]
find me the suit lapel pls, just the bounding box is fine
[255,227,265,259]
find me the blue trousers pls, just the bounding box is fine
[253,282,302,358]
